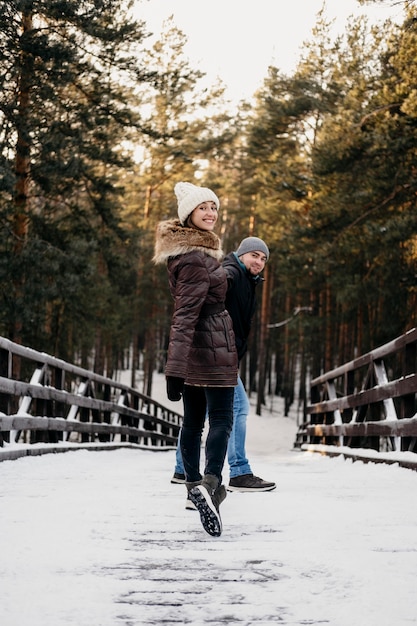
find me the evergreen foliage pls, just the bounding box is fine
[0,0,155,363]
[2,1,417,418]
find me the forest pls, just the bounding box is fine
[1,0,417,416]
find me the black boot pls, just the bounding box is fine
[189,474,226,537]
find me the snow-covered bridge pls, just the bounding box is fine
[1,416,416,626]
[1,336,417,625]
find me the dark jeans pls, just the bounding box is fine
[181,385,235,484]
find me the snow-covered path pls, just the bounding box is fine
[1,441,417,626]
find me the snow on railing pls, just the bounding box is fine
[0,337,182,463]
[295,327,417,471]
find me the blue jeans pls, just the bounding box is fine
[175,377,252,480]
[180,384,234,484]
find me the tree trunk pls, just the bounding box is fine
[256,266,272,415]
[12,10,33,375]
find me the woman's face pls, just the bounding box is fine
[189,201,218,231]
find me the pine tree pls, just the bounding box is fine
[0,0,156,360]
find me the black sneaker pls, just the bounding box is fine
[171,472,186,484]
[227,474,276,492]
[189,475,226,537]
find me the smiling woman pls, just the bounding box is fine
[153,180,238,537]
[134,0,401,106]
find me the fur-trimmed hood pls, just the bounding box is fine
[153,219,223,264]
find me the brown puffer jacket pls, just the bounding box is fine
[153,219,238,387]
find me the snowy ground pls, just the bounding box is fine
[1,374,417,626]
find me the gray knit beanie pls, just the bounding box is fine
[236,237,269,261]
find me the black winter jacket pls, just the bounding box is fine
[222,252,263,361]
[153,219,238,387]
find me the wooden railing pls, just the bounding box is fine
[295,327,417,471]
[0,337,182,462]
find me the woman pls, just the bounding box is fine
[153,181,238,537]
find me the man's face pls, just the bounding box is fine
[239,251,267,275]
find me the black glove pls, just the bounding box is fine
[166,376,185,401]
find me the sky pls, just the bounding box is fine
[135,0,403,105]
[1,372,417,626]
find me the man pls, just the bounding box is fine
[172,236,276,495]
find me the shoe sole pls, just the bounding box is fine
[171,477,186,484]
[189,485,222,537]
[227,484,277,492]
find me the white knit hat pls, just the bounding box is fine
[174,182,220,225]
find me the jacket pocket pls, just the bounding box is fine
[221,313,235,352]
